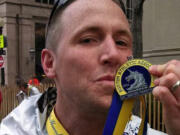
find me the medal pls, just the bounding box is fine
[115,59,155,100]
[103,59,150,135]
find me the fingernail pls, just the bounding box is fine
[154,79,160,85]
[149,66,153,71]
[149,65,157,73]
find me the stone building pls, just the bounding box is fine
[0,0,179,85]
[143,0,180,64]
[0,0,53,85]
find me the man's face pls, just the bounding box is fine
[53,0,132,113]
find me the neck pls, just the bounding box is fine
[54,95,108,135]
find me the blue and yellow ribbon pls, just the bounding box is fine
[103,91,147,135]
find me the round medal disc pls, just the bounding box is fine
[115,59,155,99]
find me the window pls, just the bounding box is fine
[35,0,54,5]
[35,0,41,2]
[43,0,48,4]
[49,0,54,5]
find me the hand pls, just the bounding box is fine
[149,60,180,135]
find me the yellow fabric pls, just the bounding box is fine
[113,98,135,135]
[46,109,69,135]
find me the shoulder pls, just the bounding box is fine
[0,94,42,135]
[0,87,57,135]
[124,115,167,135]
[147,128,167,135]
[29,86,40,95]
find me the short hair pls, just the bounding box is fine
[45,0,75,51]
[16,79,28,89]
[45,0,126,51]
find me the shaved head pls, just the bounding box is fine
[45,0,126,52]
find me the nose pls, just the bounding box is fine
[99,36,120,67]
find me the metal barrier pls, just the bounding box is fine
[140,94,166,133]
[0,83,55,121]
[0,86,19,121]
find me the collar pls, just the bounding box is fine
[46,108,69,135]
[36,87,57,130]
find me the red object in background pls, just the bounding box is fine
[0,55,4,68]
[28,78,40,86]
[0,90,2,105]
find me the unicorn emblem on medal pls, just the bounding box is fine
[122,67,150,93]
[125,69,148,92]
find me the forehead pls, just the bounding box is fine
[63,0,123,14]
[58,0,131,39]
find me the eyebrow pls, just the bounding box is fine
[72,25,132,40]
[74,26,103,36]
[115,29,132,40]
[71,26,103,42]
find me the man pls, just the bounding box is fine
[0,0,180,135]
[16,80,29,103]
[28,76,40,86]
[16,79,40,103]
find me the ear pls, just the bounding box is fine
[41,49,56,78]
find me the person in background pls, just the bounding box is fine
[28,76,41,95]
[0,0,180,135]
[28,76,40,86]
[16,79,40,103]
[16,80,29,103]
[28,83,40,96]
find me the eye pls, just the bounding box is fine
[79,37,98,45]
[81,38,93,44]
[115,40,127,46]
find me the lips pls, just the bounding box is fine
[95,74,115,92]
[97,75,115,82]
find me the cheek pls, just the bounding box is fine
[70,54,93,73]
[57,51,95,84]
[119,49,132,63]
[56,52,97,101]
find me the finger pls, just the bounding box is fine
[163,61,180,78]
[149,60,180,78]
[149,64,167,77]
[158,73,178,88]
[152,86,176,107]
[156,73,180,101]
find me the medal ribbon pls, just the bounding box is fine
[138,96,148,135]
[103,91,147,135]
[46,108,69,135]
